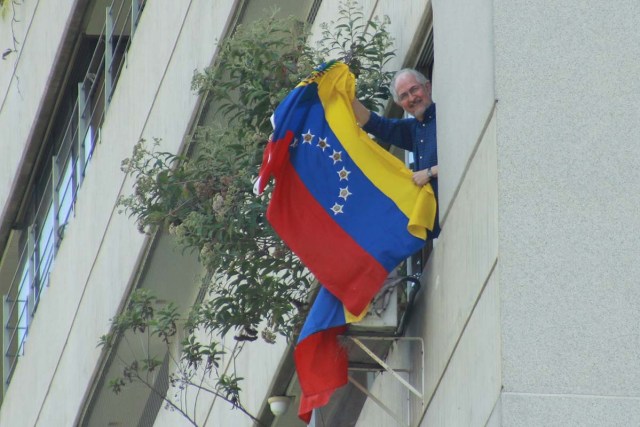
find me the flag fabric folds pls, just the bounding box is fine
[293,287,355,423]
[256,61,437,422]
[257,61,436,316]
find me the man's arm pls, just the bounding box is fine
[351,98,371,127]
[352,98,435,186]
[351,99,413,151]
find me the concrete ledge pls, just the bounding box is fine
[417,113,498,404]
[421,272,501,427]
[502,393,640,427]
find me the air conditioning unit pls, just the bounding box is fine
[348,276,420,336]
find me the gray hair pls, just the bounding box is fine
[389,69,429,103]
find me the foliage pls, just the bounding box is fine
[107,2,396,424]
[1,0,21,60]
[313,1,395,110]
[1,0,15,23]
[99,289,255,426]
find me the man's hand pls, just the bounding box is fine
[412,165,438,186]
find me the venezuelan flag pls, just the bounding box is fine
[257,61,436,316]
[294,286,369,422]
[293,287,352,423]
[257,61,437,422]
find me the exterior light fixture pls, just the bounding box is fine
[267,396,291,417]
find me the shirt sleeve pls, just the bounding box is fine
[362,112,413,151]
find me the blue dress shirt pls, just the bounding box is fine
[362,103,439,238]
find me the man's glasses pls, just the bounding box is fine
[397,85,423,103]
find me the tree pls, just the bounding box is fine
[101,2,396,424]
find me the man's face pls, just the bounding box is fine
[394,73,432,120]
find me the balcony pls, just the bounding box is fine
[0,0,146,395]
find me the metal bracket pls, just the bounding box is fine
[346,336,425,427]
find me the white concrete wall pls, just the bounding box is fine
[353,0,500,425]
[421,271,500,427]
[495,0,640,424]
[151,335,290,427]
[0,0,74,226]
[419,115,500,426]
[0,1,237,426]
[431,0,495,216]
[356,113,499,427]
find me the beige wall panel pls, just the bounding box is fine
[495,0,640,407]
[355,114,498,426]
[431,0,495,217]
[501,393,640,427]
[0,1,237,425]
[374,0,433,73]
[418,114,497,405]
[0,0,75,225]
[421,271,501,427]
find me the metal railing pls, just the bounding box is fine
[3,0,145,391]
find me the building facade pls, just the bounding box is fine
[0,0,639,426]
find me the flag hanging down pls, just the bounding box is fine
[293,286,366,423]
[256,61,437,422]
[257,61,437,316]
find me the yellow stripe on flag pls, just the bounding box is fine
[316,63,437,239]
[344,304,369,323]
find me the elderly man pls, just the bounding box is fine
[352,68,440,238]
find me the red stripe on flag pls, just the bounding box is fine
[295,325,348,423]
[257,131,293,194]
[267,161,389,316]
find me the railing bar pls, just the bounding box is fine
[83,17,108,75]
[88,77,106,125]
[57,176,74,213]
[4,275,31,319]
[31,179,53,226]
[77,42,107,138]
[83,79,107,164]
[80,47,106,122]
[54,106,80,173]
[4,0,147,390]
[3,326,28,332]
[109,6,131,74]
[110,0,128,33]
[37,257,53,285]
[36,225,55,255]
[83,83,105,136]
[5,241,33,296]
[5,304,30,360]
[349,337,423,399]
[348,376,409,427]
[84,38,106,87]
[3,298,27,304]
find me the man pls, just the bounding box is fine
[352,68,440,238]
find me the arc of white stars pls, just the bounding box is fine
[317,137,330,151]
[337,167,351,181]
[330,149,343,164]
[331,203,344,215]
[338,186,352,201]
[302,129,314,144]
